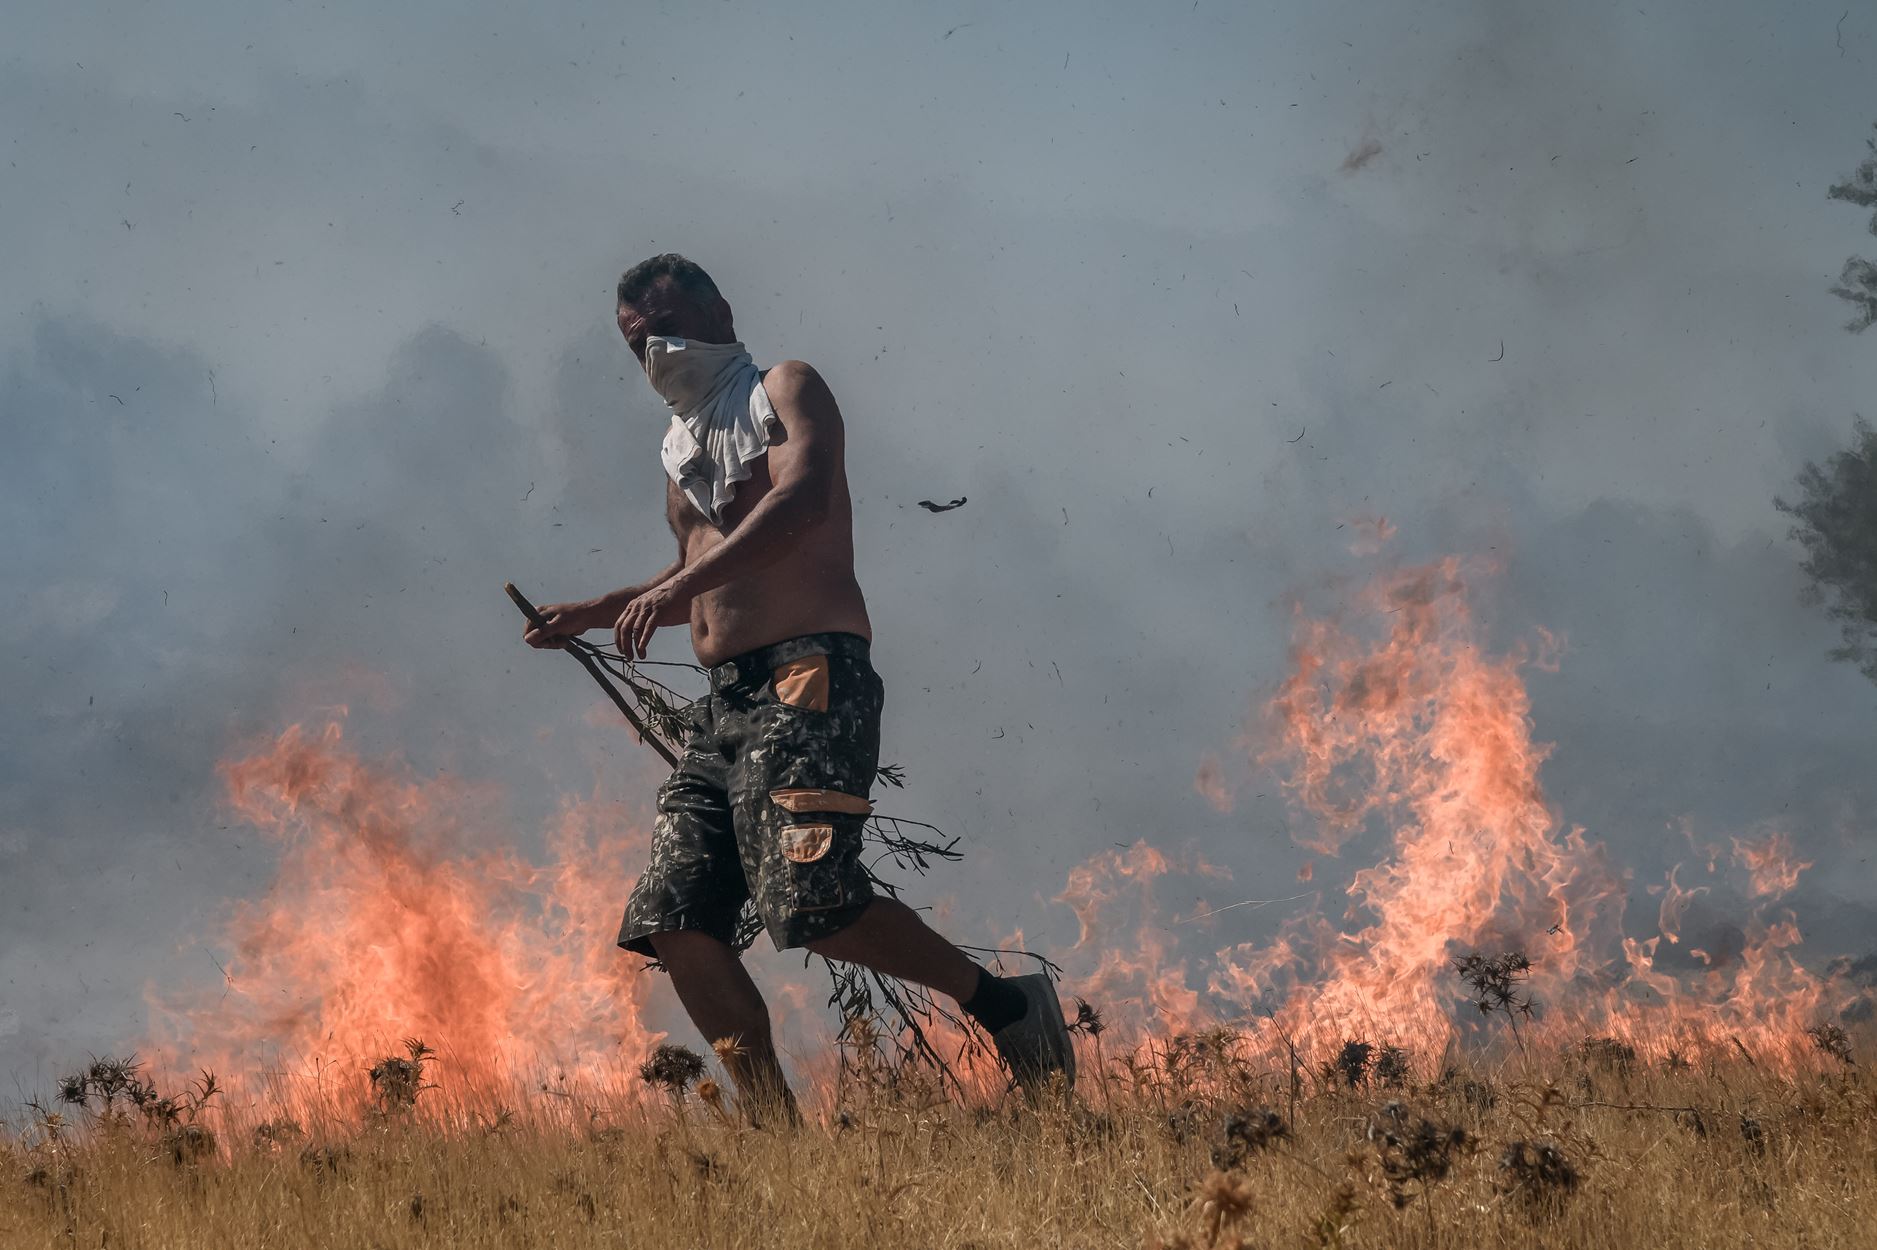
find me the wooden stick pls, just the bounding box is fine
[505,582,680,768]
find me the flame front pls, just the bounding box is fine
[149,555,1859,1106]
[1060,558,1854,1070]
[1223,559,1625,1052]
[148,721,662,1107]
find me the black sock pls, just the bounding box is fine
[961,966,1029,1033]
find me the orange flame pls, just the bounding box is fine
[1053,843,1229,1038]
[147,721,662,1109]
[1054,558,1855,1070]
[1732,830,1812,899]
[148,554,1860,1108]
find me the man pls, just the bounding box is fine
[524,253,1073,1115]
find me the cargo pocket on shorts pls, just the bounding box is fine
[768,787,871,867]
[777,822,835,864]
[771,656,831,712]
[767,788,871,911]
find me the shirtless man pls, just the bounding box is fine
[524,254,1073,1114]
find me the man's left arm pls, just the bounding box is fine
[615,361,843,656]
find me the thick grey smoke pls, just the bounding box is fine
[3,0,1874,1085]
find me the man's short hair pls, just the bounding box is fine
[616,253,722,309]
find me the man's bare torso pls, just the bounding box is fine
[669,383,871,667]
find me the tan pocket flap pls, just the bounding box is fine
[780,823,834,863]
[772,655,830,711]
[769,788,873,816]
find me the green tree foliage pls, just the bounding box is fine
[1777,419,1877,683]
[1828,123,1877,332]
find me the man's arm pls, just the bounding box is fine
[613,360,841,656]
[525,566,678,648]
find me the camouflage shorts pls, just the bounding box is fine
[618,632,882,956]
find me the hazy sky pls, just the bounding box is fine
[4,0,1875,1086]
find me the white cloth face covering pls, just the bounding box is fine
[647,335,779,525]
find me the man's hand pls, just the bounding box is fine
[523,562,687,653]
[614,575,692,658]
[524,599,612,649]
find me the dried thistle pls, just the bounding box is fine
[1454,951,1534,1019]
[60,1055,151,1118]
[1327,1039,1373,1088]
[1369,1102,1470,1209]
[52,1054,220,1137]
[638,1043,707,1095]
[86,1056,138,1104]
[55,1073,88,1106]
[369,1039,436,1112]
[695,1078,733,1125]
[1497,1139,1580,1214]
[1807,1022,1855,1065]
[1374,1045,1411,1088]
[1212,1106,1289,1169]
[162,1122,216,1167]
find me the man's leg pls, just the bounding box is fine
[802,898,1075,1094]
[804,897,1042,1040]
[802,897,978,1002]
[649,929,798,1123]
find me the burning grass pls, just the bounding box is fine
[44,554,1867,1246]
[5,1030,1875,1249]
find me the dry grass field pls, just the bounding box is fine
[5,1032,1873,1250]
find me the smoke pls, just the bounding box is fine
[4,0,1875,1083]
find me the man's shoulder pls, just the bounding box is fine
[761,359,839,421]
[762,358,824,395]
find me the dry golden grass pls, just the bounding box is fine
[5,1040,1874,1250]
